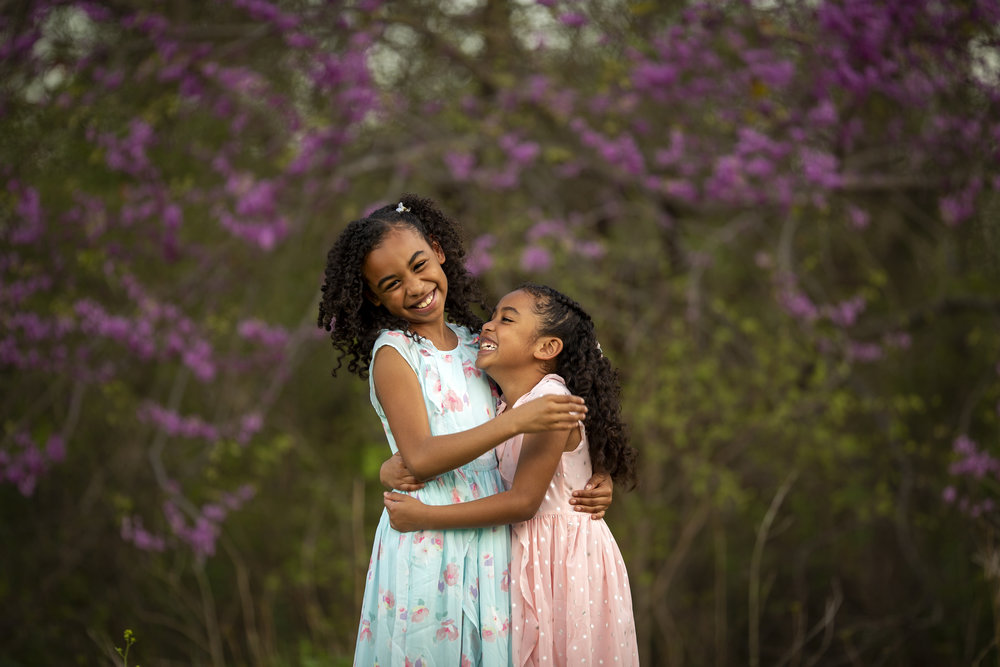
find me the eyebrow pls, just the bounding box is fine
[498,306,519,316]
[375,250,425,290]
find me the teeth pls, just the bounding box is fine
[414,292,433,309]
[480,342,497,351]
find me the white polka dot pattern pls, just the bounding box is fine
[498,375,640,667]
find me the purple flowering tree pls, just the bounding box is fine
[2,1,382,663]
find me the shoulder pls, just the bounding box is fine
[372,329,420,371]
[528,374,570,399]
[373,329,410,348]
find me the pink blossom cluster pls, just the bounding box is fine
[0,0,381,557]
[237,318,290,350]
[138,403,220,441]
[617,0,1000,216]
[944,435,1000,519]
[96,119,157,177]
[159,484,257,557]
[0,431,66,497]
[465,235,496,277]
[138,402,263,445]
[6,181,44,244]
[120,514,166,552]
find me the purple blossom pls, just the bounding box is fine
[558,12,588,28]
[465,234,495,277]
[121,515,166,552]
[848,205,870,229]
[882,332,912,350]
[7,181,44,244]
[654,129,686,167]
[1,431,66,496]
[100,119,156,177]
[520,246,552,273]
[139,403,220,441]
[938,179,981,226]
[236,412,263,444]
[847,341,883,363]
[949,435,1000,479]
[237,318,290,349]
[826,295,866,328]
[500,134,541,166]
[527,219,566,241]
[942,485,957,504]
[574,240,606,259]
[798,148,841,188]
[807,99,838,126]
[777,277,818,322]
[664,179,698,204]
[444,152,476,181]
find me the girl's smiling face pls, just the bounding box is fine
[362,226,448,330]
[476,289,555,374]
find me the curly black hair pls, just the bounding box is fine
[317,194,487,379]
[519,283,638,490]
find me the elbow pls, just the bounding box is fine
[401,452,435,481]
[510,495,542,523]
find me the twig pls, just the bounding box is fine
[749,469,799,667]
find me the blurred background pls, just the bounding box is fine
[2,0,1000,665]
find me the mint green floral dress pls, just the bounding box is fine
[354,324,512,667]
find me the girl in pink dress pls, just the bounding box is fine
[384,283,640,666]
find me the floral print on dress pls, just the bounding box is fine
[441,388,465,412]
[462,358,481,379]
[435,619,459,642]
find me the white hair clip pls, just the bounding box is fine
[596,340,603,355]
[395,202,410,213]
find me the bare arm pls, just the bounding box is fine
[379,452,425,491]
[373,346,585,480]
[383,427,572,531]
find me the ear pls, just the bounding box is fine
[363,286,381,307]
[534,336,563,362]
[430,238,446,264]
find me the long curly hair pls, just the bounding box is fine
[317,194,486,378]
[519,283,638,489]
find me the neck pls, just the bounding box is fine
[408,318,456,350]
[492,366,549,406]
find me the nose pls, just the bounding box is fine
[481,318,496,334]
[403,274,422,296]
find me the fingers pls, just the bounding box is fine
[571,488,610,502]
[551,395,587,414]
[572,498,607,512]
[396,483,423,492]
[557,394,586,407]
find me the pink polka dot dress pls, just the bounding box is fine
[499,374,640,666]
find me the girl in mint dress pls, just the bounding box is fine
[358,325,511,665]
[317,196,600,666]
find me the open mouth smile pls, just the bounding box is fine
[410,290,436,310]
